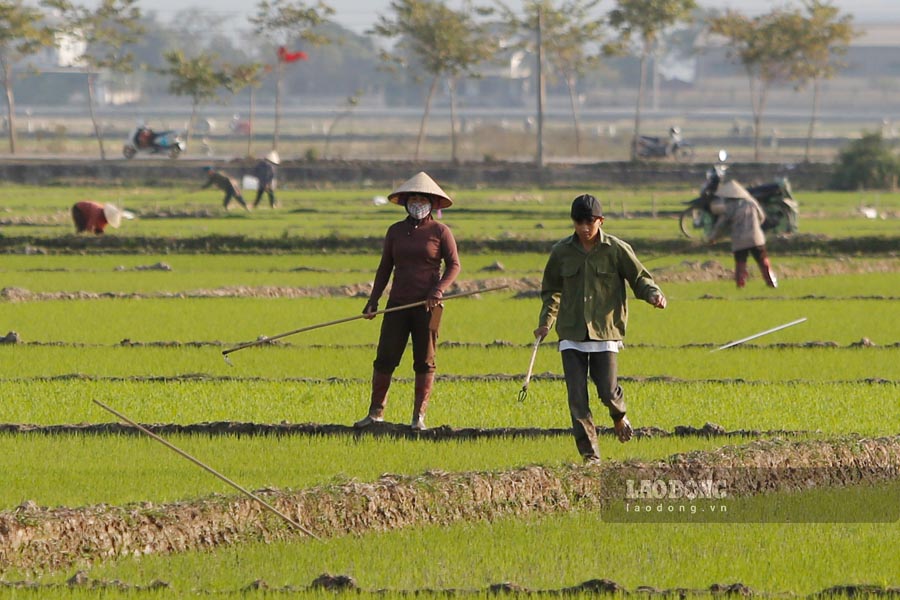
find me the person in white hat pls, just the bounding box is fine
[71,201,134,235]
[706,180,778,288]
[354,172,461,431]
[252,150,280,209]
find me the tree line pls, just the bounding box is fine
[0,0,856,162]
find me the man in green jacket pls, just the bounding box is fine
[534,194,666,463]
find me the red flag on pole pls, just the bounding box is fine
[278,46,308,63]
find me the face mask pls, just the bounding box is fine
[406,199,432,220]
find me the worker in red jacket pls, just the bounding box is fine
[71,201,133,235]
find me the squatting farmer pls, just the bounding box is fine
[534,194,666,463]
[706,180,778,288]
[71,201,133,235]
[201,166,248,211]
[354,172,461,431]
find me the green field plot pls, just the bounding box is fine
[0,182,897,596]
[2,377,897,433]
[17,487,900,595]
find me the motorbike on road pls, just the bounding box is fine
[679,150,799,239]
[636,126,694,162]
[122,126,186,159]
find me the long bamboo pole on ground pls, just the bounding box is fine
[222,284,510,360]
[93,400,321,540]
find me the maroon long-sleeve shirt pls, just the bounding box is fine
[368,215,461,307]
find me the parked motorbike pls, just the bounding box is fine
[122,127,186,159]
[636,126,694,162]
[679,150,799,239]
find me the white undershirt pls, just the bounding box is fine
[558,340,624,353]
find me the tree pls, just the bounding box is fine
[0,1,54,154]
[499,0,619,159]
[608,0,696,161]
[222,61,265,157]
[250,0,334,151]
[790,0,856,162]
[46,0,143,160]
[708,8,800,161]
[831,132,898,190]
[372,0,495,162]
[157,50,230,153]
[323,89,362,159]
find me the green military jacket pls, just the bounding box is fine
[538,229,661,342]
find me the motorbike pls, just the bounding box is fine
[122,127,186,159]
[679,150,800,239]
[636,126,694,162]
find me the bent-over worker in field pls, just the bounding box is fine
[354,171,461,431]
[71,201,133,235]
[534,194,666,463]
[705,180,778,288]
[201,165,249,211]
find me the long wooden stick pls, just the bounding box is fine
[222,284,509,358]
[93,400,321,540]
[711,317,807,352]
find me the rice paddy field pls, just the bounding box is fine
[0,178,898,597]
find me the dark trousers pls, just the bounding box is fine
[223,188,247,209]
[254,187,275,208]
[734,246,767,264]
[561,350,627,459]
[373,306,437,375]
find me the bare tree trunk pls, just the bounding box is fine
[535,6,546,167]
[564,73,582,157]
[2,61,16,154]
[87,73,106,160]
[247,86,255,157]
[631,46,649,161]
[804,78,821,163]
[748,73,768,162]
[415,75,439,161]
[324,110,348,159]
[186,100,198,154]
[274,60,283,151]
[448,77,459,164]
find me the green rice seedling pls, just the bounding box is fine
[2,378,897,436]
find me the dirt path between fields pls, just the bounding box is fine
[0,421,815,441]
[1,258,899,303]
[3,572,899,597]
[2,436,898,574]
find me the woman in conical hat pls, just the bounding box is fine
[71,201,133,235]
[707,180,778,288]
[354,172,460,432]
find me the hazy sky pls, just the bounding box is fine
[146,0,893,35]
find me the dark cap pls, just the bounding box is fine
[570,194,602,220]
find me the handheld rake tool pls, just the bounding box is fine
[93,400,321,540]
[518,336,542,402]
[221,284,509,364]
[711,317,807,352]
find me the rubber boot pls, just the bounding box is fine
[411,373,434,431]
[354,370,391,427]
[759,257,778,288]
[734,260,749,288]
[573,415,600,463]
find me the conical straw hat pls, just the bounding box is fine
[103,203,123,228]
[388,171,453,208]
[265,150,280,165]
[717,180,756,203]
[102,204,135,228]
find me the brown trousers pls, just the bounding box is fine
[373,305,438,375]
